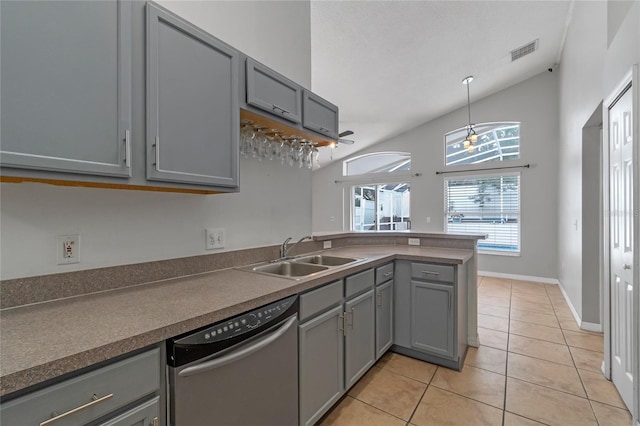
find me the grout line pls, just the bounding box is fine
[503,410,552,425]
[406,380,430,424]
[350,396,413,424]
[502,284,512,426]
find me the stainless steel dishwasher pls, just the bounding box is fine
[167,294,299,426]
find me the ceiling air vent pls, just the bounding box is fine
[510,39,538,62]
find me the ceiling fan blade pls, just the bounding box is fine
[339,130,354,138]
[338,138,355,145]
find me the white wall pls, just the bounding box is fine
[557,0,639,320]
[313,71,560,279]
[0,1,313,280]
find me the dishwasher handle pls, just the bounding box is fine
[178,315,297,377]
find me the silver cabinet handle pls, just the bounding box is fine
[339,313,346,336]
[152,417,159,426]
[623,264,631,270]
[319,126,331,134]
[179,316,296,377]
[153,136,160,169]
[272,104,290,115]
[422,270,441,276]
[40,393,113,426]
[383,272,393,277]
[123,130,131,168]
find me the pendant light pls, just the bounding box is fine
[462,76,477,153]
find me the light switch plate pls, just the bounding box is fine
[323,241,332,249]
[206,228,225,250]
[408,238,420,246]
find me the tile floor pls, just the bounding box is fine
[319,276,633,426]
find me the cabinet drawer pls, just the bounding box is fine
[302,90,339,139]
[375,263,394,285]
[0,348,160,426]
[345,269,374,298]
[246,58,302,124]
[300,280,344,321]
[411,263,455,283]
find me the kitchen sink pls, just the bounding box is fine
[240,261,329,279]
[293,255,360,266]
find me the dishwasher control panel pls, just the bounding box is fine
[171,294,298,346]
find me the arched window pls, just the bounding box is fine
[445,122,520,166]
[343,152,411,176]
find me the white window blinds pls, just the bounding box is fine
[445,174,520,253]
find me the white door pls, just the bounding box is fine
[609,82,634,411]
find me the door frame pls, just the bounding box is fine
[602,64,639,423]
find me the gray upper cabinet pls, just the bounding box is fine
[0,0,132,177]
[146,3,239,188]
[302,90,339,139]
[246,58,302,124]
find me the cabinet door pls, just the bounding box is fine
[246,58,302,124]
[299,305,345,426]
[0,1,132,177]
[98,396,159,426]
[410,281,455,359]
[146,3,239,188]
[376,280,394,359]
[302,90,339,139]
[344,289,376,389]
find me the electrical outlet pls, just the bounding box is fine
[57,234,80,265]
[408,238,420,246]
[206,228,225,250]
[323,241,332,249]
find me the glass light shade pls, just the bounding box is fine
[467,144,475,153]
[470,133,478,143]
[463,139,470,148]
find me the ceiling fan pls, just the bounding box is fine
[337,130,355,145]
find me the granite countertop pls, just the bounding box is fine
[0,245,473,396]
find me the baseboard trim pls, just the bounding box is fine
[478,271,560,285]
[581,321,603,332]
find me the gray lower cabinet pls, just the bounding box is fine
[344,289,376,389]
[97,396,159,426]
[146,3,239,188]
[410,281,454,358]
[394,260,467,370]
[0,0,132,177]
[375,279,394,359]
[0,348,161,426]
[299,305,345,426]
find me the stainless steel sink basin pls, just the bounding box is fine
[240,261,329,279]
[293,255,360,266]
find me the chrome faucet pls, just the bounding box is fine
[280,236,312,259]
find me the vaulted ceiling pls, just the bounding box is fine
[310,0,573,166]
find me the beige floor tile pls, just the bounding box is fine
[563,330,604,353]
[511,285,548,296]
[377,352,437,384]
[431,365,506,409]
[545,284,563,294]
[549,298,569,309]
[465,346,507,374]
[479,295,511,308]
[510,309,559,328]
[578,369,627,409]
[509,300,555,315]
[509,319,566,344]
[410,386,503,426]
[553,306,575,319]
[479,286,512,298]
[478,304,510,319]
[478,328,509,351]
[505,377,597,425]
[348,366,426,421]
[478,314,510,333]
[590,400,633,426]
[557,316,583,332]
[320,396,406,426]
[508,335,574,366]
[503,412,546,426]
[569,346,604,373]
[481,277,512,287]
[510,292,551,305]
[506,352,586,397]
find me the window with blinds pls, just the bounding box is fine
[445,174,520,253]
